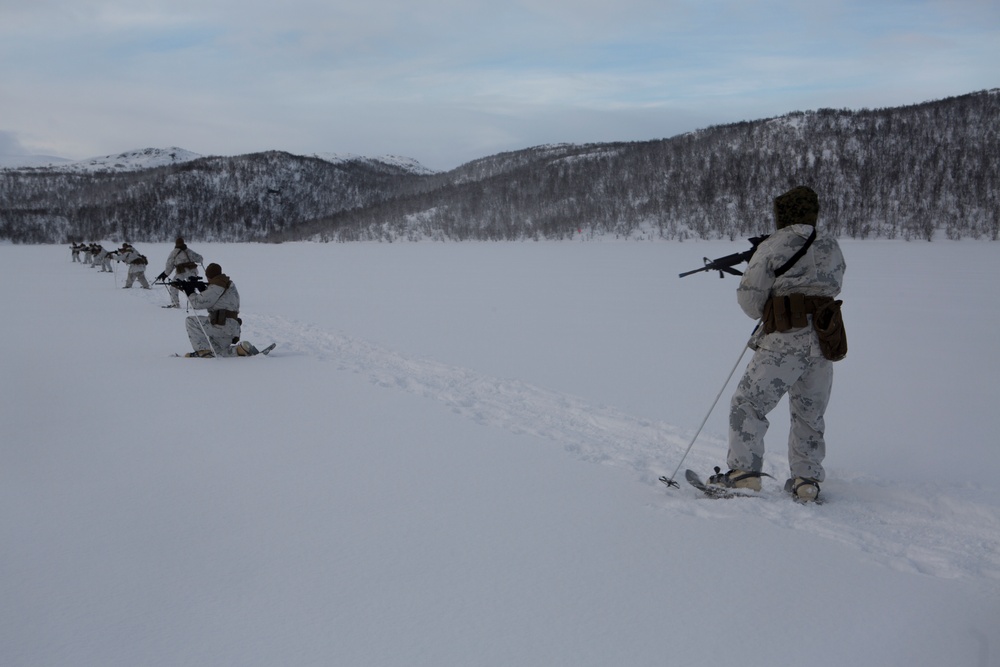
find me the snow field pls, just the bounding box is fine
[2,239,999,666]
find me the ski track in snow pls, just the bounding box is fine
[245,314,1000,585]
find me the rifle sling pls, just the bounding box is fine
[774,228,816,278]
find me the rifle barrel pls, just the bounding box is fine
[678,263,711,278]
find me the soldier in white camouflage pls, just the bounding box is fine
[157,237,204,308]
[180,262,242,357]
[709,186,846,502]
[117,243,151,289]
[93,244,115,272]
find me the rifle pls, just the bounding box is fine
[154,275,208,294]
[679,235,769,278]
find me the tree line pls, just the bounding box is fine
[1,89,997,244]
[291,90,998,243]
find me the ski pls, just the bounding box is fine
[171,343,275,358]
[686,469,761,499]
[660,470,825,504]
[659,470,758,499]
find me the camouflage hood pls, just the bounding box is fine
[774,186,819,229]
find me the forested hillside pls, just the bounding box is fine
[0,152,432,243]
[297,89,998,242]
[2,89,997,243]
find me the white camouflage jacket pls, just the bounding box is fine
[188,279,240,315]
[738,224,846,357]
[164,246,204,277]
[117,248,146,274]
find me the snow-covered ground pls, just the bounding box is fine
[2,239,998,667]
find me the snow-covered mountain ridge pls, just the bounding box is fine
[1,89,997,243]
[308,152,438,175]
[0,146,437,175]
[0,154,73,169]
[65,147,202,172]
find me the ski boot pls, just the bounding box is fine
[707,467,769,492]
[784,477,821,503]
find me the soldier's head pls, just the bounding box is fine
[205,263,222,280]
[175,237,186,249]
[774,186,819,229]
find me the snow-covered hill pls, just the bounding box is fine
[0,147,200,172]
[309,152,438,175]
[0,153,74,169]
[2,90,997,243]
[2,239,998,667]
[55,147,203,172]
[0,146,436,175]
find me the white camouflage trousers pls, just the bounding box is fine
[124,267,149,288]
[728,347,833,482]
[185,315,240,357]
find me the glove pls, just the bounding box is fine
[156,272,168,282]
[180,281,197,296]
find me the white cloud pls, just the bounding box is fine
[0,0,996,168]
[0,130,29,155]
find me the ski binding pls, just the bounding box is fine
[659,470,758,499]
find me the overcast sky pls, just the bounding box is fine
[1,0,996,171]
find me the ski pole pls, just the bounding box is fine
[184,293,219,358]
[661,322,760,488]
[190,310,219,358]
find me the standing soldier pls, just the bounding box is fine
[157,237,203,308]
[93,244,115,272]
[71,243,82,262]
[117,243,151,289]
[709,186,847,503]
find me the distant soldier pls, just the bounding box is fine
[157,237,203,308]
[83,243,95,265]
[117,243,150,289]
[71,243,82,262]
[93,244,115,272]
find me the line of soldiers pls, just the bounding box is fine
[70,237,262,358]
[72,241,151,286]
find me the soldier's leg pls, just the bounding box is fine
[209,322,240,357]
[728,348,807,472]
[168,285,181,307]
[185,316,213,353]
[787,358,833,482]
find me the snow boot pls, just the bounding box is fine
[185,349,214,358]
[707,467,765,492]
[236,341,259,356]
[784,477,821,502]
